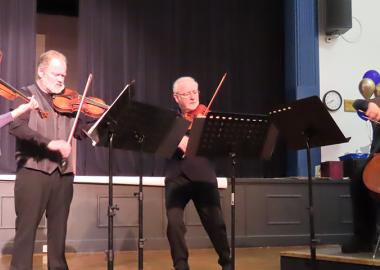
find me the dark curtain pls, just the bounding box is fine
[78,0,286,177]
[0,0,36,173]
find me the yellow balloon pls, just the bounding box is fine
[359,78,375,99]
[375,83,380,97]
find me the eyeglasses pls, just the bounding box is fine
[174,90,200,97]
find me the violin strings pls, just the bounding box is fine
[83,96,109,109]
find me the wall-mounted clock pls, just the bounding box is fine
[322,90,343,111]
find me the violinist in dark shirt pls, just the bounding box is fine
[9,50,88,270]
[0,97,38,129]
[165,76,231,270]
[342,99,380,253]
[0,49,39,128]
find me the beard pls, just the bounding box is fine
[40,76,65,94]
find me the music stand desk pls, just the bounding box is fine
[269,96,349,270]
[87,83,189,270]
[186,111,277,270]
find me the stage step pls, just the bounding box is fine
[281,245,380,270]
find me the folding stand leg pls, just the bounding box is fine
[373,235,380,259]
[230,153,237,270]
[133,134,145,270]
[137,172,144,270]
[305,139,317,270]
[107,133,119,270]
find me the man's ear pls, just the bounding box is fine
[173,93,179,104]
[37,67,44,79]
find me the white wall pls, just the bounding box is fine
[319,0,380,161]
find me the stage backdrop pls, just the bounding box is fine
[77,0,286,177]
[0,0,36,173]
[0,0,286,178]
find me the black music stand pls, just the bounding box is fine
[186,112,278,270]
[269,96,350,270]
[86,83,189,270]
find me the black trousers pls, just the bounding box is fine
[10,168,74,270]
[165,175,231,270]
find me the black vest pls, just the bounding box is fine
[15,84,76,174]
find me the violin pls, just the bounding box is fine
[52,88,109,118]
[183,104,208,122]
[0,78,48,118]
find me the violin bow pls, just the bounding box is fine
[66,73,93,144]
[205,72,227,114]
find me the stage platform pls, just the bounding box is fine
[0,178,352,253]
[281,245,380,270]
[0,247,287,270]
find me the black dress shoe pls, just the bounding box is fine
[341,239,373,253]
[222,264,232,270]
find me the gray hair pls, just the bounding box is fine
[173,76,198,93]
[36,50,67,79]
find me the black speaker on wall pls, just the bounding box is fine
[325,0,352,35]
